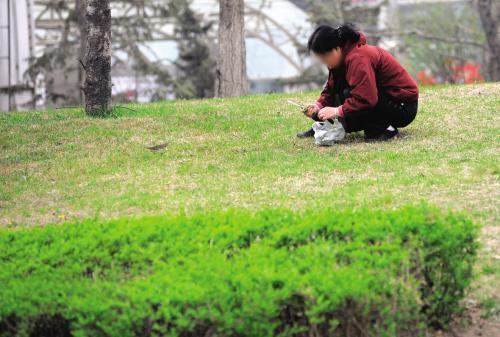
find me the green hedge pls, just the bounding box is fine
[0,206,478,337]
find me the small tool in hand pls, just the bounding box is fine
[288,100,334,123]
[287,100,308,114]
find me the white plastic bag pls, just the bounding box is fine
[312,119,345,146]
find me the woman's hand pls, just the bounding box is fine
[318,107,339,121]
[304,104,320,118]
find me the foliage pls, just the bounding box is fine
[416,63,486,85]
[170,0,216,99]
[0,206,479,337]
[416,70,437,86]
[452,63,485,84]
[400,1,486,83]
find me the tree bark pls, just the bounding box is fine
[76,0,87,105]
[84,0,112,115]
[478,0,500,81]
[215,0,248,98]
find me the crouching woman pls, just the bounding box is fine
[298,24,419,142]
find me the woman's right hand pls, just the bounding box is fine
[304,104,320,118]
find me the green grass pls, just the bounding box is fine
[1,83,499,329]
[1,83,498,228]
[480,297,500,319]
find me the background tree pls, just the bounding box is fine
[83,0,112,115]
[305,0,381,29]
[171,0,216,99]
[28,1,83,107]
[299,0,490,85]
[477,0,500,81]
[76,0,87,104]
[215,0,248,98]
[30,0,219,106]
[400,1,486,84]
[29,0,171,107]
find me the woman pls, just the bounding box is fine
[298,24,419,142]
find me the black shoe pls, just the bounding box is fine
[365,128,399,142]
[296,127,315,138]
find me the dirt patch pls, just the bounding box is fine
[432,304,500,337]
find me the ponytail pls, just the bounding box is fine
[307,23,360,54]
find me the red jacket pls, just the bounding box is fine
[316,33,419,116]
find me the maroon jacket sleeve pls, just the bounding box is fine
[316,70,335,109]
[342,56,379,114]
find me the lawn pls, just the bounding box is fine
[1,84,498,227]
[0,83,499,334]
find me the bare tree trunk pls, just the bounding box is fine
[215,0,248,98]
[83,0,112,115]
[76,0,87,105]
[478,0,500,81]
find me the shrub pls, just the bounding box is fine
[0,206,478,337]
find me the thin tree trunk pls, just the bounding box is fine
[76,0,87,105]
[84,0,112,115]
[215,0,248,98]
[478,0,500,81]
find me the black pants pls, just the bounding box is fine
[325,78,418,135]
[339,91,418,135]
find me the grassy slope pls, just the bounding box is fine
[1,83,499,325]
[1,84,498,227]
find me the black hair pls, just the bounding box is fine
[307,23,360,54]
